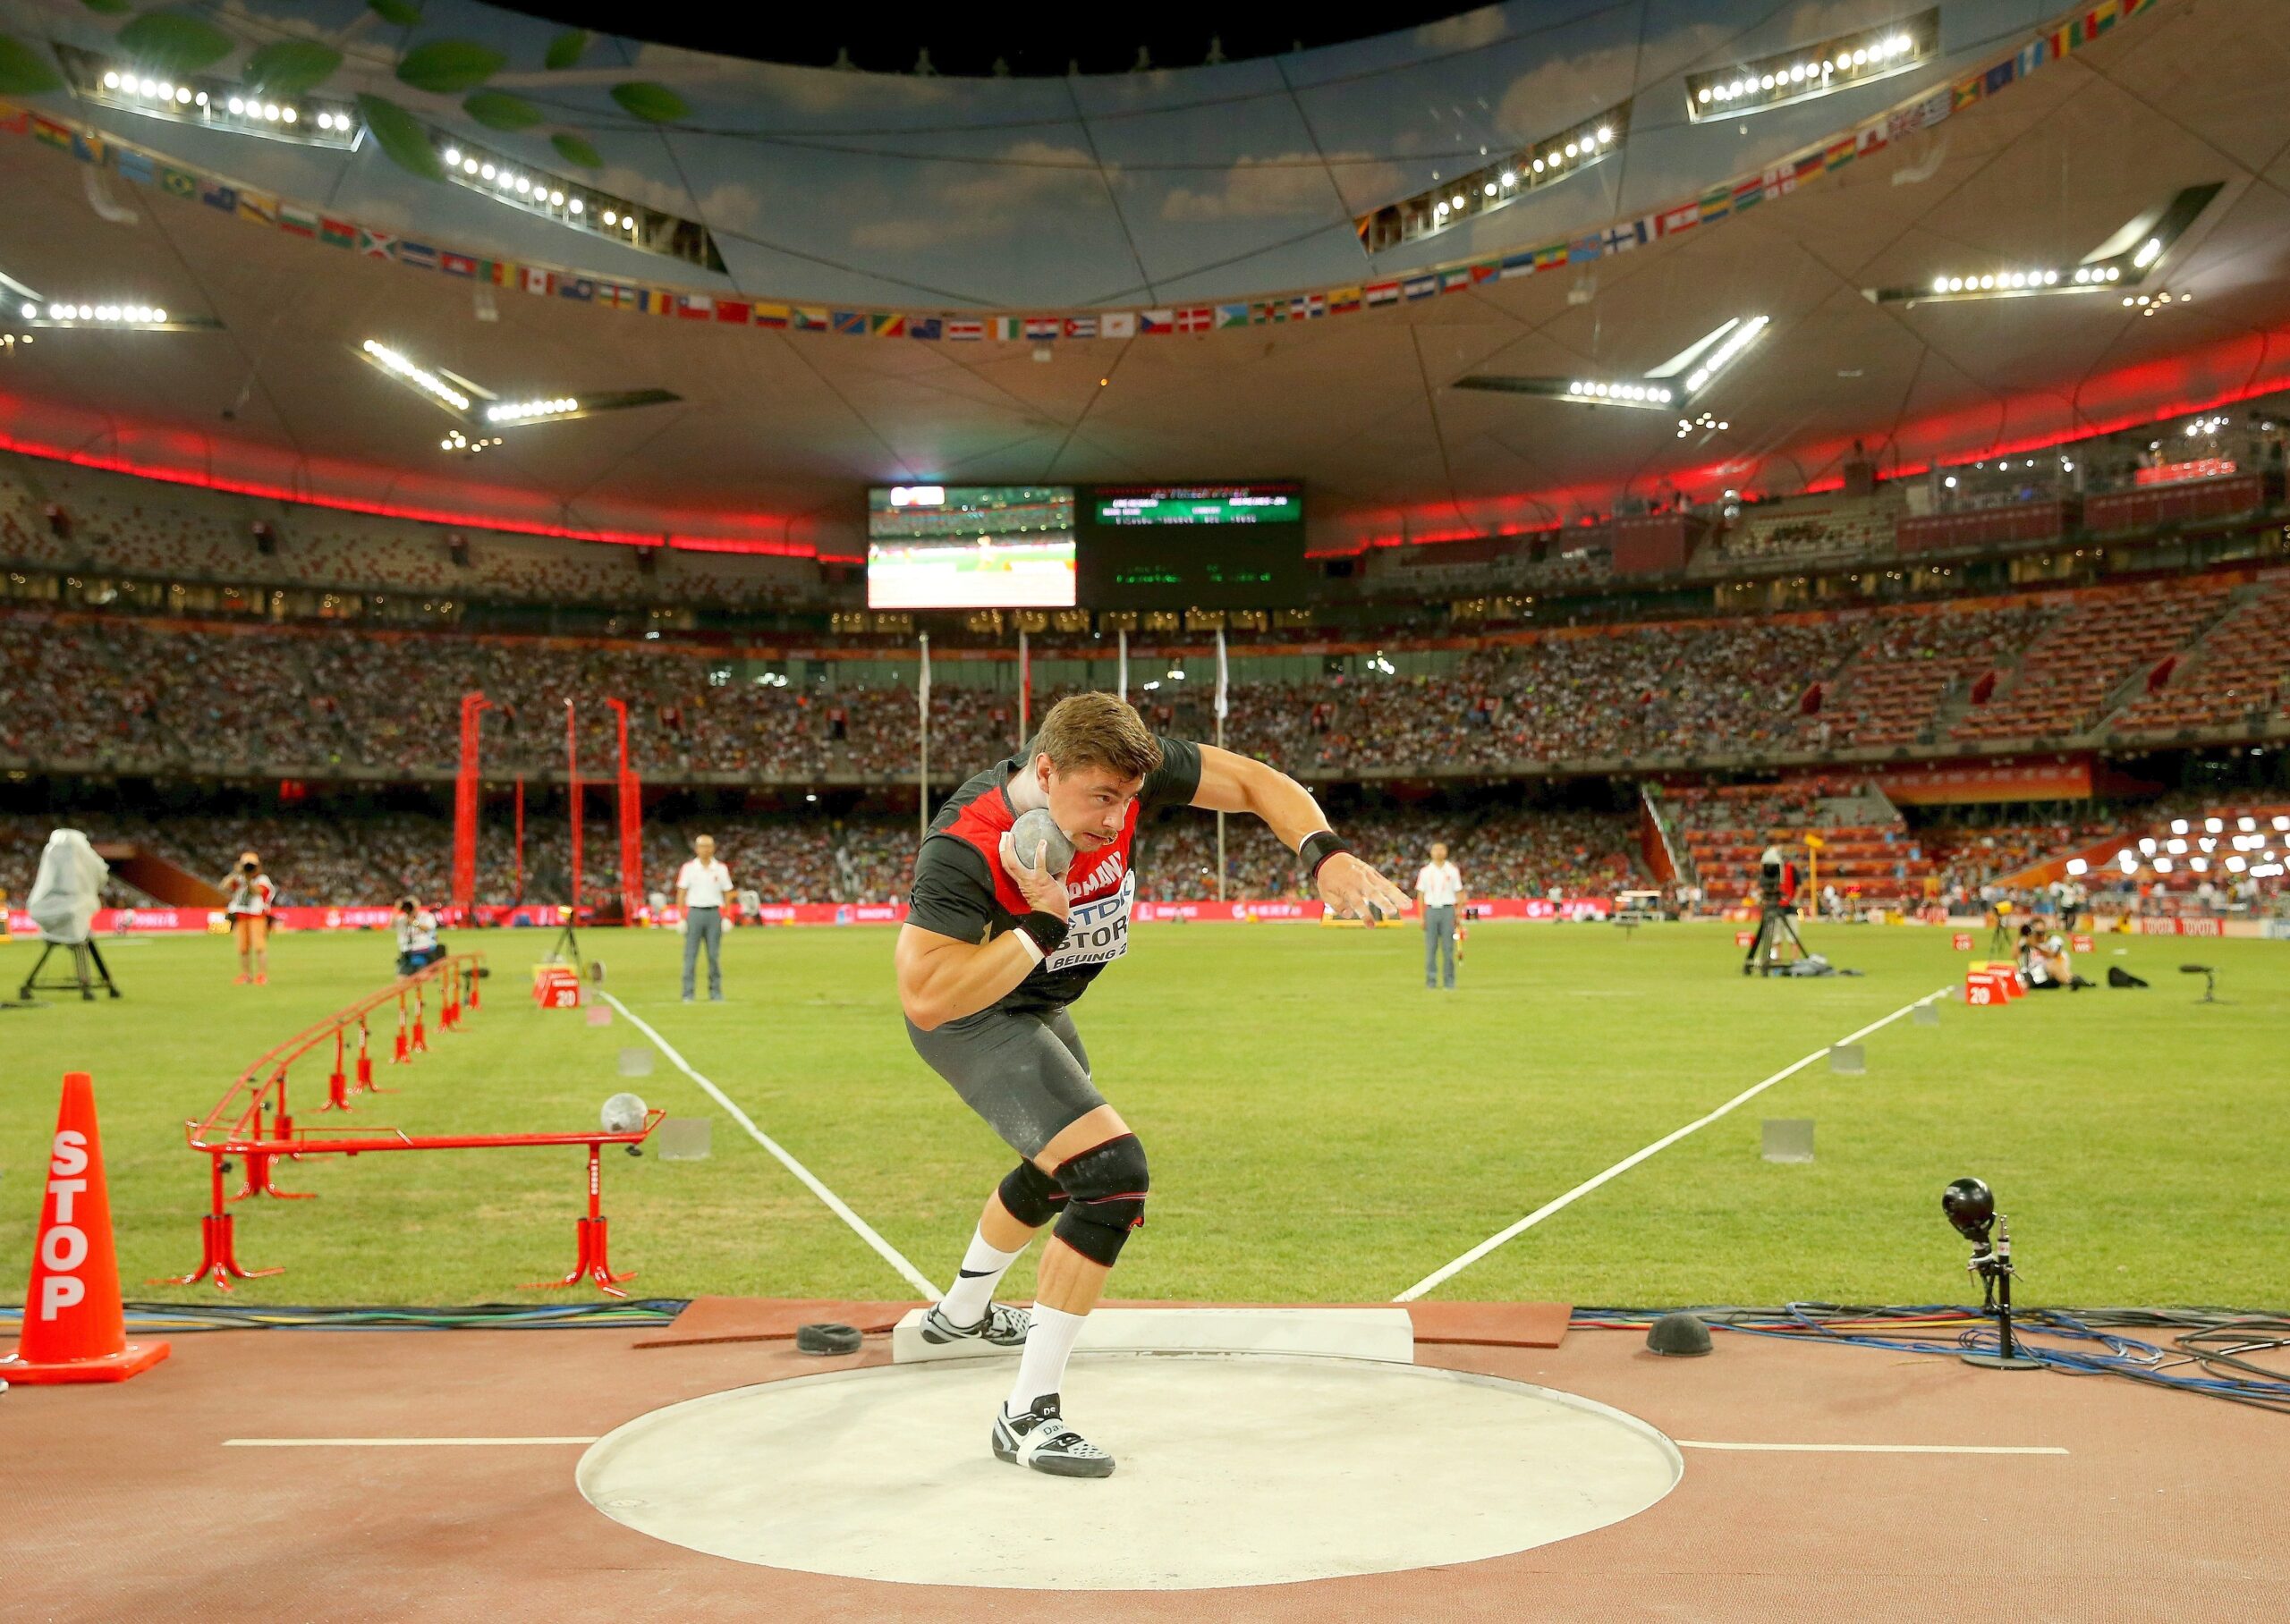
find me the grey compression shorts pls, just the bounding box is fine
[906,1004,1106,1160]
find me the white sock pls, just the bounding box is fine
[1006,1305,1087,1416]
[937,1229,1025,1326]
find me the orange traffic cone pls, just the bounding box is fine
[2,1072,170,1383]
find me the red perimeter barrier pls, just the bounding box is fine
[160,953,665,1298]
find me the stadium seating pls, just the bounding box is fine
[2111,576,2290,736]
[1951,579,2235,744]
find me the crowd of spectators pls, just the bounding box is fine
[1,803,1646,910]
[6,569,2286,785]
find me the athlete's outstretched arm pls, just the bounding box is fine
[1189,745,1412,921]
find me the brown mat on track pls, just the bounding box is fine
[632,1298,1571,1350]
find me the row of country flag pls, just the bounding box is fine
[0,0,2154,343]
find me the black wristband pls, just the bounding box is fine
[1018,912,1070,955]
[1298,830,1351,877]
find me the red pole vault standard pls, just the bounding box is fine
[565,699,582,919]
[453,693,489,915]
[606,697,641,922]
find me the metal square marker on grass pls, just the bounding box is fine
[1828,1043,1865,1075]
[1762,1119,1815,1163]
[657,1117,712,1161]
[1913,1002,1939,1026]
[586,1005,614,1028]
[617,1046,655,1078]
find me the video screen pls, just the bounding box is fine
[866,486,1077,609]
[867,537,1077,609]
[868,485,1073,540]
[1091,483,1303,526]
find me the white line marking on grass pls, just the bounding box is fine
[1394,985,1955,1303]
[225,1437,600,1448]
[602,992,938,1298]
[1677,1442,2067,1455]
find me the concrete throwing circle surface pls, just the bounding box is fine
[578,1355,1682,1589]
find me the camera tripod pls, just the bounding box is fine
[1742,901,1811,976]
[18,937,121,1002]
[1963,1217,2043,1371]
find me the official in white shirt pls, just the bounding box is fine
[676,834,735,1002]
[1416,842,1465,989]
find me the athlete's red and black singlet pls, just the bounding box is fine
[906,737,1201,1015]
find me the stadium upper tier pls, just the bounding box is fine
[4,565,2284,784]
[5,398,2287,622]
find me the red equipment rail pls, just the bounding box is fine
[163,953,665,1298]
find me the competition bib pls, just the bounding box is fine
[1043,869,1135,974]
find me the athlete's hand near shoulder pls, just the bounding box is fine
[1315,851,1412,923]
[997,834,1071,920]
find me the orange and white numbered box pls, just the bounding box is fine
[1952,932,1973,952]
[2071,935,2093,953]
[532,965,581,1010]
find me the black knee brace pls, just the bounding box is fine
[1051,1133,1149,1266]
[997,1160,1068,1229]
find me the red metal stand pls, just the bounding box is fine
[522,1142,638,1298]
[353,1019,376,1095]
[321,1028,351,1112]
[410,985,428,1054]
[392,994,410,1064]
[155,1158,284,1290]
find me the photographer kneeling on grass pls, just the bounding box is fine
[395,895,445,980]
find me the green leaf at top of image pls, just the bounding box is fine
[609,81,688,123]
[368,0,422,26]
[243,39,344,97]
[80,0,133,16]
[114,10,235,75]
[544,28,588,70]
[357,93,445,182]
[395,39,505,95]
[462,89,543,131]
[0,33,64,94]
[550,131,602,170]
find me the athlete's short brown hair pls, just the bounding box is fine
[1031,692,1161,782]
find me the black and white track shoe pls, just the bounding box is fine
[919,1302,1030,1347]
[992,1394,1115,1478]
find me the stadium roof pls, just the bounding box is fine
[3,0,2288,555]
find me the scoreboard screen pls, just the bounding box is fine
[1078,482,1308,608]
[1092,484,1303,526]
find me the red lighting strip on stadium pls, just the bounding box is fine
[0,427,815,558]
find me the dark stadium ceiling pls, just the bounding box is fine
[4,0,2290,557]
[490,0,1493,80]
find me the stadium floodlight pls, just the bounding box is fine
[1454,315,1767,413]
[360,340,472,413]
[423,130,724,272]
[0,266,210,331]
[55,45,360,150]
[1686,9,1937,122]
[485,396,581,425]
[1352,99,1632,252]
[357,341,679,432]
[1867,183,2223,307]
